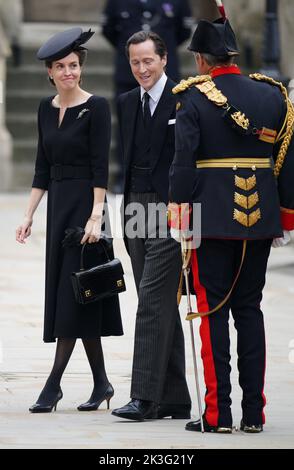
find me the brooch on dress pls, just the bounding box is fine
[76,108,90,119]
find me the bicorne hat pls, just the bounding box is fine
[188,19,239,57]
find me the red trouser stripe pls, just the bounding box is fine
[262,335,267,424]
[191,249,219,427]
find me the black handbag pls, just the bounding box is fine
[71,242,126,305]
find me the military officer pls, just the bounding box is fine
[169,18,294,433]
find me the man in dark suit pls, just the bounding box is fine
[111,31,191,421]
[169,18,294,433]
[102,0,193,193]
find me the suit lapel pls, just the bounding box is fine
[150,79,175,169]
[124,88,140,170]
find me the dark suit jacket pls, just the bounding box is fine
[118,77,195,294]
[117,77,177,204]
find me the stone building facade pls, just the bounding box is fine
[22,0,294,78]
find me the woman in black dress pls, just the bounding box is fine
[16,28,123,413]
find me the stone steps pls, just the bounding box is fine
[19,47,116,67]
[7,65,115,91]
[6,22,196,175]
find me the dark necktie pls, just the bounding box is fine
[143,92,152,127]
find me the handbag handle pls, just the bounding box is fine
[80,241,111,271]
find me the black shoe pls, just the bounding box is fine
[112,399,158,421]
[186,417,232,433]
[240,419,263,433]
[29,387,63,413]
[77,384,114,411]
[157,404,191,419]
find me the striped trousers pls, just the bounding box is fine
[125,192,191,405]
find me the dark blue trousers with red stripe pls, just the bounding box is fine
[191,238,272,427]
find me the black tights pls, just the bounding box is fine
[37,338,109,404]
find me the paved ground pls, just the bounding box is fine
[0,192,294,449]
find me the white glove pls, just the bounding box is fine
[272,230,291,248]
[170,228,191,243]
[170,227,181,243]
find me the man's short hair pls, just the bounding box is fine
[126,31,167,59]
[199,52,235,67]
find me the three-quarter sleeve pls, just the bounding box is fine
[89,97,111,188]
[32,101,50,190]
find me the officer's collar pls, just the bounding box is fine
[209,64,241,78]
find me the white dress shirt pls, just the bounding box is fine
[140,73,168,116]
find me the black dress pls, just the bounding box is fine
[32,95,123,342]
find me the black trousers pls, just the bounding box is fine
[125,192,191,405]
[191,238,272,427]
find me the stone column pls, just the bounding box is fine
[280,0,294,79]
[0,20,12,191]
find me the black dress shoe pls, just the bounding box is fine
[186,417,232,433]
[157,404,191,419]
[29,388,63,413]
[111,399,158,421]
[77,384,114,411]
[240,419,263,433]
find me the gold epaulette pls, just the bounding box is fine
[172,75,211,94]
[249,73,286,96]
[250,73,294,177]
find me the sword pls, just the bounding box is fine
[181,236,204,433]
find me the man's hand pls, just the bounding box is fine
[272,230,292,248]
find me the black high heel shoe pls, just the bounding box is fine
[77,383,114,411]
[29,387,63,413]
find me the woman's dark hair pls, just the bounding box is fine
[125,31,167,60]
[45,48,87,86]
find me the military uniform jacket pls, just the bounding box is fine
[169,67,294,239]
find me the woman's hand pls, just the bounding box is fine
[16,216,33,244]
[81,216,101,244]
